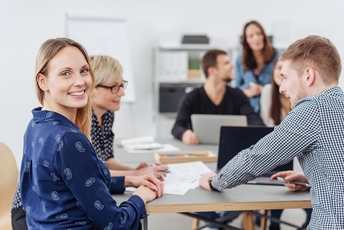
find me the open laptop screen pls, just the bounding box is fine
[217,126,293,172]
[191,114,247,145]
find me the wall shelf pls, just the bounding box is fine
[152,44,212,138]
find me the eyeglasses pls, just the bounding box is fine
[97,80,128,94]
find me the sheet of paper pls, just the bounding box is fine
[125,161,213,195]
[125,175,198,195]
[124,144,180,154]
[167,161,213,177]
[124,142,163,150]
[163,174,198,195]
[167,161,212,190]
[116,136,155,147]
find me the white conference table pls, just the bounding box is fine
[113,138,311,230]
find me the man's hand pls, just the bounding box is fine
[199,172,217,191]
[271,171,310,191]
[182,130,199,145]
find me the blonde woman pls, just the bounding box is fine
[90,55,168,177]
[19,38,163,229]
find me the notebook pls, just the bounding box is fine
[217,126,293,186]
[191,114,247,144]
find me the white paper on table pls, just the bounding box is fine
[125,162,213,195]
[124,142,163,150]
[124,144,180,154]
[163,174,198,195]
[167,161,213,177]
[125,174,198,195]
[116,136,155,147]
[167,161,213,189]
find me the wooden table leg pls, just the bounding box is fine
[192,218,200,229]
[243,211,254,230]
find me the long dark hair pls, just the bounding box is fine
[269,61,286,125]
[241,20,276,70]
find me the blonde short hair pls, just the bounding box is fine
[89,55,123,85]
[280,35,341,85]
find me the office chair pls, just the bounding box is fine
[0,142,18,230]
[191,211,255,230]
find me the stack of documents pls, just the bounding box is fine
[116,136,180,153]
[116,136,156,147]
[116,136,162,150]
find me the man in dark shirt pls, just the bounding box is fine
[171,49,264,145]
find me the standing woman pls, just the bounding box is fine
[19,38,163,229]
[235,20,280,114]
[90,55,168,177]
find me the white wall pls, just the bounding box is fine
[1,0,344,167]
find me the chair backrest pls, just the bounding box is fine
[0,142,18,230]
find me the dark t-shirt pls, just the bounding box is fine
[171,86,265,140]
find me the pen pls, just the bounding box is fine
[145,162,171,173]
[289,181,311,188]
[276,177,311,188]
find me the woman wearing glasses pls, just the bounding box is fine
[90,55,168,177]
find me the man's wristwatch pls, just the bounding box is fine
[208,176,220,192]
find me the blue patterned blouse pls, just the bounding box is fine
[20,108,145,229]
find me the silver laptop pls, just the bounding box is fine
[191,114,247,144]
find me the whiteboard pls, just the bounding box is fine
[65,15,136,103]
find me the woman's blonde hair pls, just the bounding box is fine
[35,37,95,138]
[89,55,123,86]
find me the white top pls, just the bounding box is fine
[260,84,287,127]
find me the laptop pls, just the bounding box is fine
[191,114,247,144]
[217,126,293,186]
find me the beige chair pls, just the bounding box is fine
[0,142,18,230]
